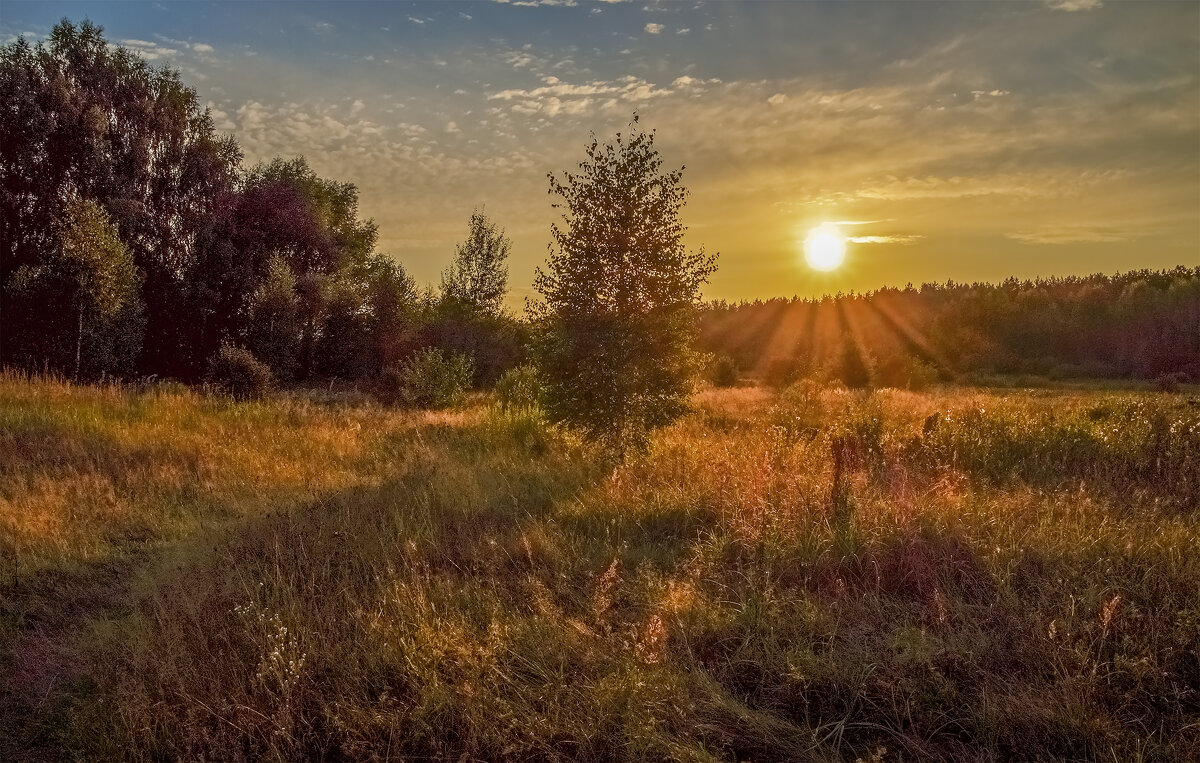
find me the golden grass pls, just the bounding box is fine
[2,371,1198,761]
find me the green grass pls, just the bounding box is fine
[2,372,1198,761]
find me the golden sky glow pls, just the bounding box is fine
[4,1,1197,304]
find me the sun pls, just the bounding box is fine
[804,225,847,272]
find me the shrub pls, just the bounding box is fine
[393,348,473,408]
[902,357,940,391]
[763,356,800,388]
[495,364,542,412]
[1154,372,1186,393]
[208,343,272,400]
[877,355,938,391]
[710,355,739,387]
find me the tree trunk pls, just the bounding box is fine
[74,306,83,379]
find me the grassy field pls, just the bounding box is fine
[1,372,1198,761]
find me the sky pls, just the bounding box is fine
[3,0,1198,305]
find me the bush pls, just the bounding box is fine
[763,357,800,388]
[1154,372,1186,393]
[495,364,542,412]
[876,355,938,391]
[392,348,473,408]
[208,344,272,400]
[710,355,739,388]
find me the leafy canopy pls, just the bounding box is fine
[0,19,239,377]
[533,117,717,454]
[441,210,510,317]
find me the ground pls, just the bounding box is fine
[1,373,1197,761]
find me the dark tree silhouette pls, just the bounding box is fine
[0,20,240,377]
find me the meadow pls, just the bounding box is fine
[1,372,1198,761]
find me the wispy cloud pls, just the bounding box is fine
[1008,226,1126,244]
[849,235,921,245]
[495,0,579,6]
[488,74,676,115]
[1046,0,1103,11]
[118,38,179,60]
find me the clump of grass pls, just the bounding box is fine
[2,372,1198,760]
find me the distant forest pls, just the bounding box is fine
[3,22,1198,392]
[700,268,1200,387]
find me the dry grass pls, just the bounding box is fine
[2,371,1198,761]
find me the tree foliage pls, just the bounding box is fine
[426,210,522,387]
[441,210,510,317]
[246,255,299,382]
[7,199,143,377]
[533,117,717,454]
[0,19,240,377]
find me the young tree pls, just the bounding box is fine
[366,254,419,372]
[429,210,522,386]
[246,255,300,381]
[7,200,143,378]
[440,210,510,317]
[532,117,717,455]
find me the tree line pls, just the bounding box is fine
[1,21,526,388]
[2,21,716,453]
[700,267,1200,388]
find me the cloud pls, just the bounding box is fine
[206,103,236,131]
[495,0,579,6]
[408,17,425,25]
[117,38,179,60]
[1046,0,1102,10]
[848,235,921,245]
[677,28,690,35]
[489,74,675,115]
[645,23,664,34]
[971,89,1010,100]
[502,46,540,69]
[1007,226,1127,244]
[767,93,788,105]
[191,43,213,53]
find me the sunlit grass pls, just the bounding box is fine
[2,371,1197,760]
